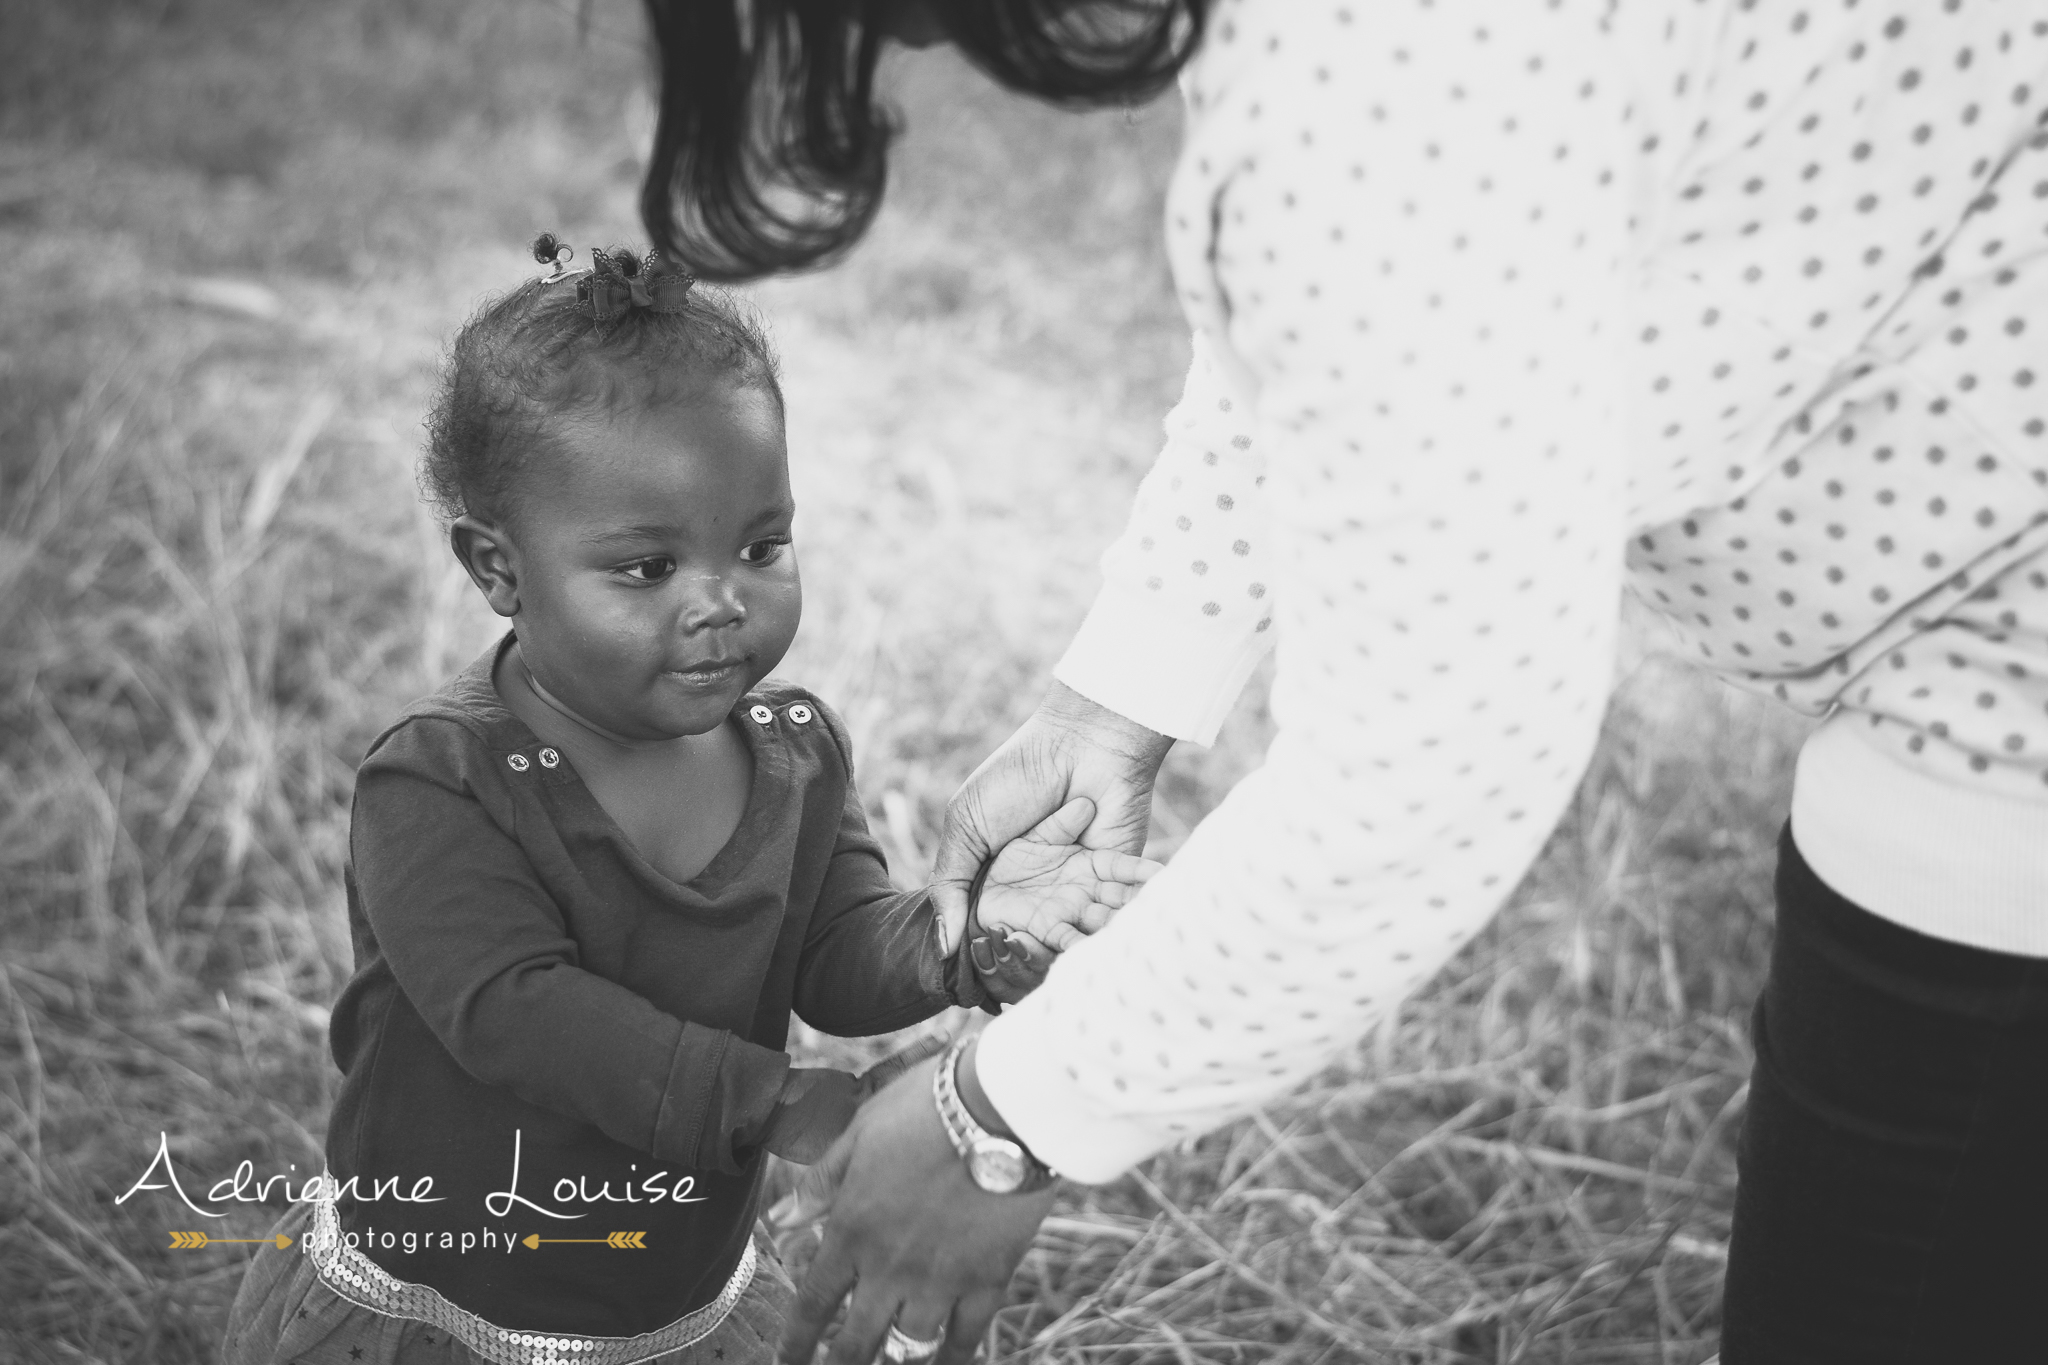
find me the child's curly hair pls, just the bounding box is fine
[422,238,783,527]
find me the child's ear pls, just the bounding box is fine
[449,516,521,618]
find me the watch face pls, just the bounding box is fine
[968,1139,1029,1194]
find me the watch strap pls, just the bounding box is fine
[932,1036,1058,1191]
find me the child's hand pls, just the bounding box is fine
[969,797,1162,1001]
[758,1034,952,1168]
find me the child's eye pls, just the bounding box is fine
[618,556,675,582]
[740,537,789,566]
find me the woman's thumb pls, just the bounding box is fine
[932,799,997,954]
[856,1034,951,1098]
[1027,796,1097,846]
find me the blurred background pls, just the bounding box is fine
[0,2,1810,1361]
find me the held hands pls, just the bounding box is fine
[756,1034,952,1166]
[766,701,1168,1167]
[762,688,1175,1362]
[932,682,1175,952]
[770,795,1153,1168]
[966,796,1162,1003]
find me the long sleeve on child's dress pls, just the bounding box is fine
[346,729,784,1173]
[327,654,987,1331]
[793,702,993,1035]
[338,681,975,1180]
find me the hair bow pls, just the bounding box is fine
[531,233,696,332]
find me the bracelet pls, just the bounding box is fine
[931,1036,1058,1195]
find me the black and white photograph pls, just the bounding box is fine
[4,3,2047,1363]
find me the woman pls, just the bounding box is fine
[640,3,2048,1362]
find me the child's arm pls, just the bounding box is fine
[789,748,980,1035]
[350,718,852,1176]
[789,696,1004,1034]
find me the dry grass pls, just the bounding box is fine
[0,3,1807,1362]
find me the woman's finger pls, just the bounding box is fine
[928,880,975,960]
[823,1279,902,1365]
[1022,795,1095,847]
[933,1289,1007,1365]
[778,1217,861,1365]
[889,1300,954,1354]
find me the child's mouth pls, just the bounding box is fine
[665,661,745,688]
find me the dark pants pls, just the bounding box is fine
[1720,826,2048,1363]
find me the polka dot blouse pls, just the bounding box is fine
[977,0,2048,1184]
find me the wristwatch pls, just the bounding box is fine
[931,1036,1058,1194]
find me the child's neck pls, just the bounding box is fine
[495,641,754,886]
[518,659,655,750]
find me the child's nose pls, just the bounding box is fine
[675,572,746,631]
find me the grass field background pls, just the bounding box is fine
[0,3,1810,1361]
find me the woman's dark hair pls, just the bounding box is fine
[640,0,1208,281]
[422,239,783,527]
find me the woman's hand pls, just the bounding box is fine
[767,1052,1055,1365]
[933,682,1176,960]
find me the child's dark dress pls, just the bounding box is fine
[226,636,981,1363]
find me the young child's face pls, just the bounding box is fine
[501,382,801,740]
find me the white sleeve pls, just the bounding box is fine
[1054,331,1277,746]
[979,0,1636,1182]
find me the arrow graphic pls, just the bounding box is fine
[168,1232,293,1250]
[521,1231,647,1250]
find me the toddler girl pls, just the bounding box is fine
[222,238,1156,1365]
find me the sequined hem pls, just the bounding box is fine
[303,1198,756,1365]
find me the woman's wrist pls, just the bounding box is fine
[955,1033,1021,1142]
[1039,680,1177,771]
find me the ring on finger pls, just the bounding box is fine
[881,1323,946,1362]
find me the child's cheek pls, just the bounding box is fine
[751,573,802,676]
